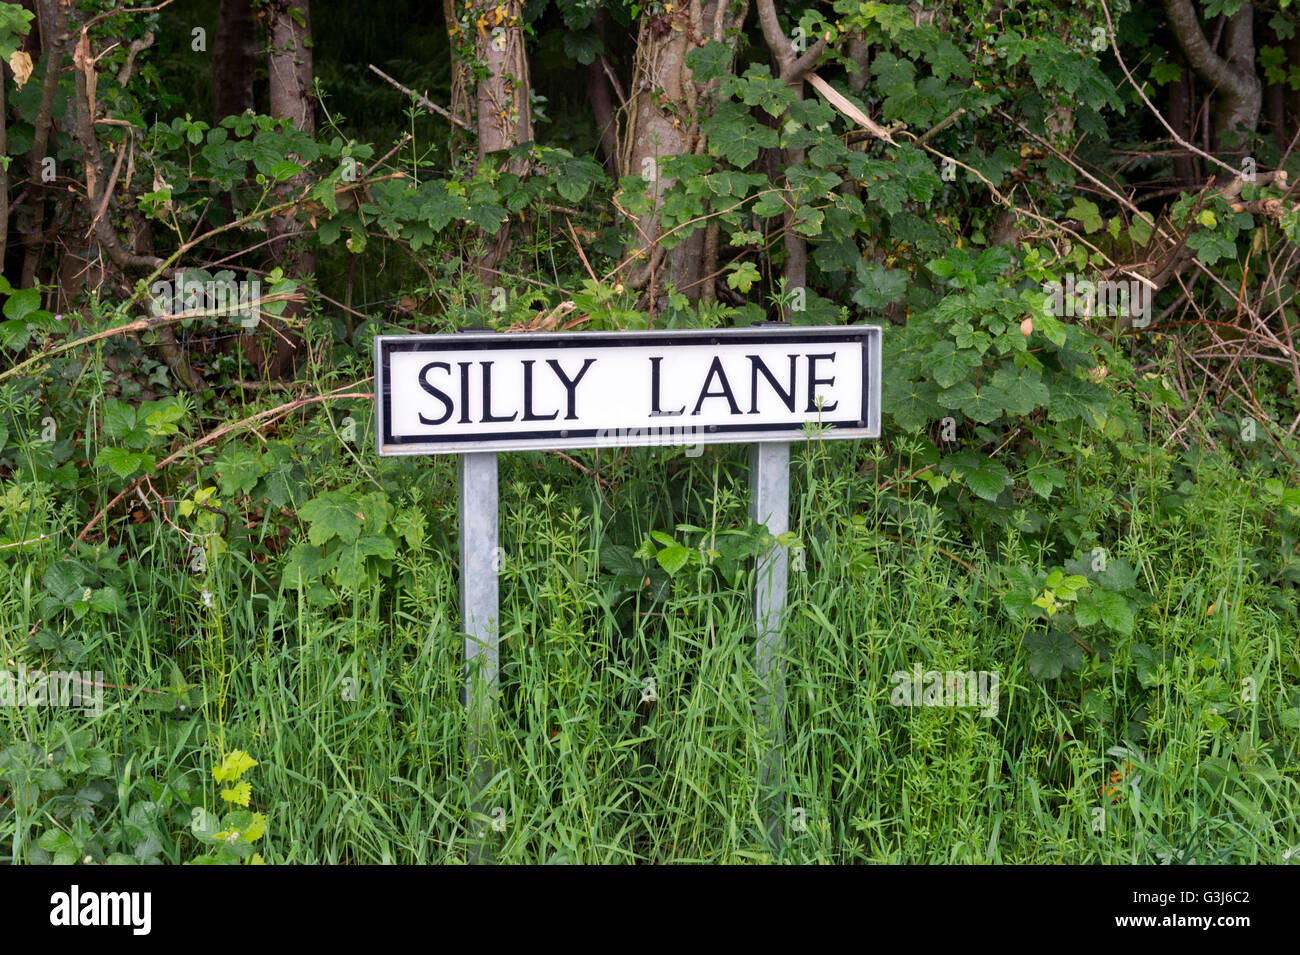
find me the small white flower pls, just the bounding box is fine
[83,855,92,864]
[200,589,213,608]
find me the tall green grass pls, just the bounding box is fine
[1,433,1297,863]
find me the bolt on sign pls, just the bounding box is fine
[373,324,882,850]
[375,326,881,453]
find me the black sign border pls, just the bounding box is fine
[376,327,880,453]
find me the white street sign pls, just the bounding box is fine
[375,325,881,455]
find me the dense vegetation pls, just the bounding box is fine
[0,0,1297,863]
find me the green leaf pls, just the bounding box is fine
[1067,198,1103,233]
[143,400,186,438]
[103,399,149,447]
[281,542,325,588]
[89,587,126,615]
[600,544,644,579]
[937,379,1012,424]
[852,261,908,310]
[655,543,692,576]
[268,160,303,181]
[0,319,30,350]
[3,287,41,321]
[93,447,153,479]
[212,446,267,497]
[213,750,257,784]
[298,490,364,545]
[926,342,980,389]
[887,379,940,431]
[562,30,604,65]
[1075,589,1134,634]
[1026,464,1067,499]
[702,101,778,168]
[685,40,732,83]
[1130,643,1165,688]
[1186,228,1237,265]
[991,363,1050,416]
[963,457,1011,501]
[726,261,760,293]
[1025,630,1084,680]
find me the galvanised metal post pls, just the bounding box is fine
[749,440,790,849]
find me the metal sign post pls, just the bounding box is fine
[375,325,881,853]
[749,441,790,847]
[458,451,498,816]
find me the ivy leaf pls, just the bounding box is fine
[722,65,796,116]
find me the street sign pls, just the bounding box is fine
[375,326,880,455]
[373,322,882,852]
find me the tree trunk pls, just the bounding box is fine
[587,58,620,177]
[1,52,8,271]
[474,0,531,161]
[214,0,256,122]
[1163,0,1261,149]
[250,0,315,377]
[1169,66,1200,187]
[442,0,474,158]
[471,0,531,288]
[756,0,830,311]
[621,1,745,303]
[18,0,69,288]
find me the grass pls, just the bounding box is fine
[1,429,1297,864]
